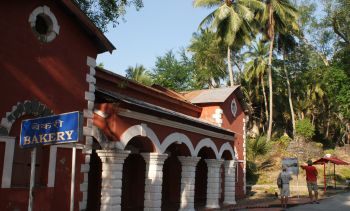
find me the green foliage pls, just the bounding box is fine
[337,168,350,180]
[194,0,265,48]
[295,118,315,141]
[275,134,291,149]
[188,30,227,88]
[323,67,350,119]
[315,142,323,148]
[247,135,270,161]
[151,50,195,91]
[324,149,335,155]
[246,160,259,183]
[75,0,143,32]
[125,64,153,86]
[97,62,104,68]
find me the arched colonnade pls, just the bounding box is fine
[93,124,238,211]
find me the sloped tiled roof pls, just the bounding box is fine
[182,86,240,104]
[96,88,234,136]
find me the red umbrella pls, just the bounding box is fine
[312,156,349,192]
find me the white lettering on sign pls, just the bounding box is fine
[23,130,74,145]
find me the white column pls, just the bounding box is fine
[223,160,236,205]
[141,153,168,211]
[97,149,130,211]
[178,156,200,211]
[205,159,224,209]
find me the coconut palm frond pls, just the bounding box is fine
[198,9,218,29]
[193,0,221,8]
[236,4,254,22]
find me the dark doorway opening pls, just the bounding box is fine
[121,154,146,211]
[161,154,181,211]
[87,149,102,210]
[194,158,207,208]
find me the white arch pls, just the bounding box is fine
[194,138,219,159]
[120,123,161,153]
[160,132,195,156]
[218,142,235,160]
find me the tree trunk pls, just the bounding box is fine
[227,47,234,87]
[261,76,269,129]
[326,108,330,138]
[267,35,274,142]
[267,4,274,142]
[283,51,296,138]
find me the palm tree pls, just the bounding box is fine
[125,64,152,85]
[188,29,227,88]
[277,33,298,138]
[194,0,264,87]
[262,0,299,141]
[244,40,270,131]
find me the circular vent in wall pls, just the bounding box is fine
[29,6,60,43]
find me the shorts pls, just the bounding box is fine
[280,184,290,197]
[307,181,318,192]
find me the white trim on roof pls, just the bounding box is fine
[118,108,234,141]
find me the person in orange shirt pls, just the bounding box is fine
[301,159,319,203]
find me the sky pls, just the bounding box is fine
[97,0,212,76]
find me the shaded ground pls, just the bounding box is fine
[288,191,350,211]
[230,186,350,210]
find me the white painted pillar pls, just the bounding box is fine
[141,153,168,211]
[223,160,236,205]
[178,156,200,211]
[97,150,130,211]
[205,159,224,209]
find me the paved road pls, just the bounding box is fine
[288,191,350,211]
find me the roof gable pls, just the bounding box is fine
[60,0,115,53]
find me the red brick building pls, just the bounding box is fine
[0,1,248,210]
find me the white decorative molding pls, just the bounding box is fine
[141,153,168,211]
[230,99,237,117]
[160,132,195,156]
[0,100,53,188]
[234,147,239,183]
[94,109,109,118]
[97,149,130,211]
[47,145,57,187]
[218,142,235,159]
[28,5,60,42]
[194,138,219,159]
[178,156,200,211]
[205,159,224,208]
[79,56,96,210]
[120,124,162,153]
[0,136,15,188]
[212,108,223,127]
[223,160,236,205]
[118,108,234,141]
[242,116,248,194]
[0,100,53,136]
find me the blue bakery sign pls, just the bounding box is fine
[20,111,81,148]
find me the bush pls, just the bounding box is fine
[295,119,315,141]
[247,135,270,161]
[246,161,259,184]
[324,149,335,155]
[275,134,291,149]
